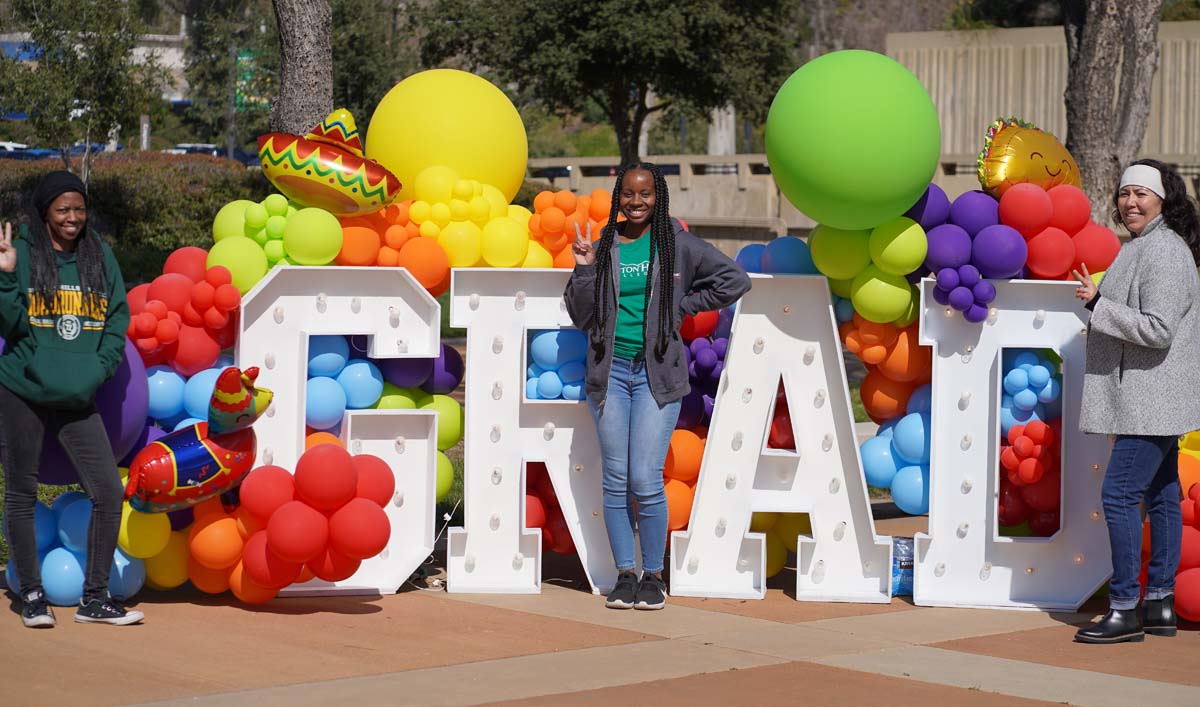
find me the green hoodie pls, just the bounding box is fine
[0,232,129,410]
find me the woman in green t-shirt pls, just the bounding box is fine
[565,163,750,610]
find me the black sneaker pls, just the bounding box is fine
[21,590,56,628]
[635,572,667,610]
[74,592,144,626]
[605,570,639,609]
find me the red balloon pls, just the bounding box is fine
[547,514,576,555]
[526,461,548,491]
[998,480,1030,526]
[1029,508,1060,536]
[1047,185,1091,235]
[679,311,718,340]
[306,546,361,582]
[266,500,329,563]
[191,281,216,311]
[1020,469,1061,512]
[128,283,150,314]
[1018,457,1045,485]
[295,444,358,511]
[328,498,391,560]
[1026,227,1075,279]
[242,530,302,589]
[1180,525,1200,571]
[1176,568,1200,622]
[213,284,240,312]
[170,325,221,376]
[1025,420,1052,445]
[1006,424,1025,447]
[240,465,296,520]
[205,265,234,288]
[525,494,547,529]
[998,183,1052,237]
[1183,499,1198,528]
[163,246,211,283]
[768,409,794,449]
[1012,436,1034,458]
[1000,446,1020,471]
[540,518,557,551]
[148,273,195,314]
[155,317,180,344]
[353,454,395,507]
[1072,221,1121,274]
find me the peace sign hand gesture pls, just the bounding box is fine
[572,221,595,266]
[0,222,16,273]
[1071,263,1097,303]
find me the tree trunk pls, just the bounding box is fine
[226,42,239,158]
[608,83,666,166]
[270,0,333,134]
[1063,0,1163,224]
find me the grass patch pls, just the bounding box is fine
[0,471,80,567]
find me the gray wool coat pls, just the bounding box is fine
[1080,216,1200,436]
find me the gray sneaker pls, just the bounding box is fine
[75,592,144,626]
[605,571,639,609]
[635,572,667,610]
[21,590,56,628]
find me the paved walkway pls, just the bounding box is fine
[2,516,1196,706]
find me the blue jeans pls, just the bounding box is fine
[587,357,681,574]
[1102,435,1183,610]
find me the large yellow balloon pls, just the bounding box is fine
[118,503,171,559]
[438,220,483,267]
[367,69,528,202]
[414,165,460,205]
[482,216,530,268]
[144,530,190,590]
[523,241,553,268]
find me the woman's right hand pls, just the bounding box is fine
[572,222,595,266]
[0,222,16,273]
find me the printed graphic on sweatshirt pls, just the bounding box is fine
[620,260,650,278]
[27,285,109,339]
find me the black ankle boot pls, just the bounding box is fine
[1074,606,1144,644]
[1142,596,1177,637]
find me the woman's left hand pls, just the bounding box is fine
[1071,263,1097,303]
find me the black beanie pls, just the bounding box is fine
[33,170,87,218]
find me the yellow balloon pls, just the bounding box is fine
[772,512,812,554]
[749,512,778,533]
[409,200,432,224]
[1091,270,1106,286]
[482,216,530,268]
[419,220,441,239]
[118,503,171,559]
[765,530,787,577]
[507,204,533,227]
[367,69,528,202]
[144,530,190,590]
[452,179,475,201]
[468,196,492,226]
[438,220,483,267]
[1180,430,1200,453]
[523,240,553,268]
[431,202,452,228]
[481,183,509,218]
[449,199,470,221]
[413,165,460,204]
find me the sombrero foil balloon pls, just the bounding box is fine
[977,117,1081,198]
[258,108,402,215]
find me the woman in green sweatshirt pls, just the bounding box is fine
[1,171,143,627]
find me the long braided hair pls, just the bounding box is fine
[590,162,677,361]
[25,202,110,314]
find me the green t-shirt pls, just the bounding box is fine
[613,233,652,360]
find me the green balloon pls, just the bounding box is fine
[421,394,463,451]
[263,239,286,264]
[376,383,418,410]
[249,227,270,246]
[766,50,940,230]
[1001,521,1034,538]
[265,215,288,240]
[212,200,255,242]
[435,451,455,502]
[263,193,289,217]
[810,225,871,279]
[893,286,920,327]
[244,203,269,231]
[850,265,912,323]
[869,217,927,275]
[206,236,268,294]
[828,277,854,299]
[283,208,343,266]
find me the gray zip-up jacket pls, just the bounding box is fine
[1080,215,1200,436]
[564,218,751,405]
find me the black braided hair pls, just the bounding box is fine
[589,162,677,361]
[25,202,109,314]
[1110,158,1200,266]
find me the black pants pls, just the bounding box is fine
[1,383,123,600]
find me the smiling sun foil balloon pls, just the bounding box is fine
[977,117,1081,198]
[258,108,402,216]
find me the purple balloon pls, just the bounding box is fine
[949,190,1000,237]
[677,389,705,429]
[957,264,981,288]
[378,356,433,388]
[924,224,973,271]
[39,338,150,485]
[703,393,716,420]
[713,307,735,339]
[694,348,718,378]
[932,286,951,305]
[118,424,167,467]
[0,334,5,355]
[682,343,692,367]
[711,337,728,360]
[421,343,465,394]
[949,286,974,311]
[935,268,960,291]
[903,183,951,231]
[708,360,725,384]
[972,279,997,304]
[688,360,698,381]
[689,337,712,358]
[167,506,194,531]
[964,304,990,323]
[972,224,1028,279]
[905,265,931,285]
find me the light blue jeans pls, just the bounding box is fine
[587,357,681,574]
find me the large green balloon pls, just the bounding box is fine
[283,208,343,266]
[809,225,871,280]
[212,200,255,242]
[435,451,454,502]
[207,236,268,294]
[421,394,463,451]
[850,265,912,324]
[766,50,940,230]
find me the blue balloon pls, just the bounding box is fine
[1027,364,1051,388]
[337,360,385,409]
[860,436,900,488]
[57,498,92,553]
[890,465,930,515]
[527,363,546,379]
[1012,388,1039,412]
[183,367,222,420]
[906,384,932,415]
[530,329,588,370]
[833,296,855,324]
[1000,403,1044,435]
[51,491,87,522]
[34,502,58,553]
[877,417,900,438]
[892,412,931,465]
[537,370,564,399]
[305,376,347,430]
[562,382,585,400]
[308,335,350,378]
[1003,369,1029,396]
[215,354,236,369]
[735,243,765,274]
[155,409,191,431]
[1013,351,1039,369]
[108,547,146,600]
[525,377,541,400]
[173,417,204,432]
[713,306,736,339]
[41,547,85,606]
[761,236,817,275]
[558,361,586,384]
[1037,378,1061,403]
[146,365,186,420]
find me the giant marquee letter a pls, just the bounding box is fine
[671,275,892,602]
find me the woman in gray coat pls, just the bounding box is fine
[1072,159,1200,644]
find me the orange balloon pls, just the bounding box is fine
[1180,453,1200,498]
[859,369,915,424]
[589,219,607,241]
[533,191,555,213]
[553,245,576,269]
[878,325,932,383]
[665,479,696,531]
[397,237,450,293]
[527,213,543,238]
[589,190,612,221]
[383,224,411,250]
[541,207,566,233]
[188,556,230,594]
[235,505,266,540]
[427,268,452,298]
[189,514,244,570]
[552,190,577,214]
[228,560,279,605]
[564,210,588,239]
[306,431,344,450]
[336,226,381,266]
[389,201,410,225]
[664,430,705,483]
[543,231,570,253]
[192,497,226,522]
[576,195,591,215]
[377,245,400,267]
